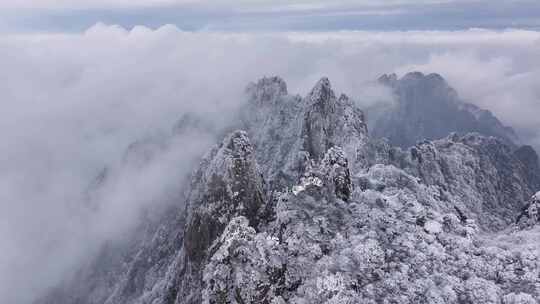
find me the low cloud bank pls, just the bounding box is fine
[1,24,539,303]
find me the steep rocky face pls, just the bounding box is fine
[242,76,305,189]
[160,130,267,304]
[242,76,368,190]
[406,133,540,230]
[514,145,540,189]
[302,78,368,165]
[516,192,540,228]
[320,147,353,202]
[184,131,265,265]
[200,136,540,303]
[38,76,540,304]
[372,72,519,149]
[362,133,540,231]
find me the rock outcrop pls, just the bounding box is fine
[242,76,368,188]
[516,192,540,228]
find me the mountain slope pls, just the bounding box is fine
[38,76,540,304]
[372,72,520,149]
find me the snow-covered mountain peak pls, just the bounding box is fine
[38,75,540,304]
[246,76,288,104]
[183,129,265,267]
[307,76,335,105]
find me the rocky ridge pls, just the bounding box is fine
[39,75,540,304]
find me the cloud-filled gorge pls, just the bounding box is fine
[1,24,540,303]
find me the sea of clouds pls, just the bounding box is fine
[1,24,539,303]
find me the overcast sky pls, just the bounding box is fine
[2,0,540,33]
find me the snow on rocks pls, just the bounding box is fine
[301,77,368,164]
[290,146,352,202]
[516,191,540,228]
[184,130,266,265]
[307,77,333,105]
[424,220,443,234]
[321,147,352,201]
[202,216,284,304]
[502,292,538,304]
[292,176,323,196]
[246,76,288,103]
[534,191,540,201]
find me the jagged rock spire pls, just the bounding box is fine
[184,130,265,264]
[302,77,368,163]
[516,191,540,228]
[307,77,334,105]
[303,77,337,161]
[242,76,368,189]
[246,76,288,104]
[321,147,353,201]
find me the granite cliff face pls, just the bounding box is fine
[39,76,540,304]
